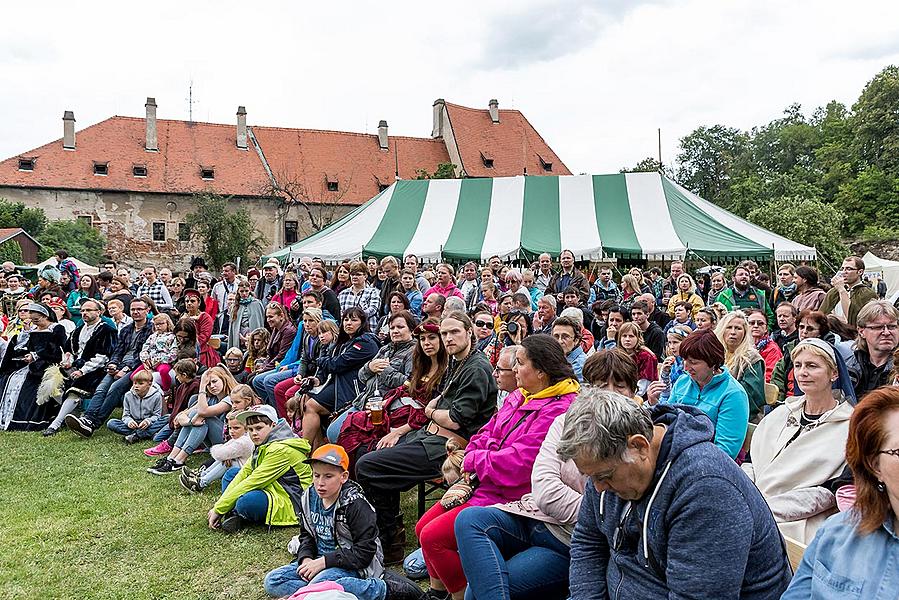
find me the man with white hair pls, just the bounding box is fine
[561,389,792,599]
[493,345,519,408]
[255,260,282,302]
[533,295,557,334]
[535,253,553,294]
[442,296,467,316]
[639,293,671,329]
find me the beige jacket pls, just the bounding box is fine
[742,393,853,543]
[493,413,586,545]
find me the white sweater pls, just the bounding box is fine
[210,434,254,467]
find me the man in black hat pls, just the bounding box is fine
[185,257,216,290]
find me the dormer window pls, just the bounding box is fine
[18,158,34,171]
[539,154,553,172]
[326,175,338,192]
[132,165,148,177]
[480,152,494,169]
[200,167,215,180]
[378,183,389,192]
[93,162,109,176]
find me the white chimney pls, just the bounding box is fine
[432,98,445,138]
[488,99,499,124]
[145,97,158,151]
[63,110,76,150]
[237,106,247,150]
[377,120,388,150]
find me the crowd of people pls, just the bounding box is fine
[1,248,899,599]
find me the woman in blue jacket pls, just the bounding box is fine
[653,328,749,459]
[300,306,379,447]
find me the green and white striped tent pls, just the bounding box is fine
[268,172,816,263]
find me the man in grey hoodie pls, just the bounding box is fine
[559,389,792,599]
[105,370,165,444]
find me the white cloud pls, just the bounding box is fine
[1,0,898,178]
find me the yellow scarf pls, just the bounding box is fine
[520,378,580,405]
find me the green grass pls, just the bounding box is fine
[0,423,422,600]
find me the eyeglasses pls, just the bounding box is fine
[553,333,574,341]
[797,324,819,331]
[612,501,633,551]
[747,321,767,327]
[493,366,513,373]
[864,323,899,332]
[841,267,860,271]
[473,320,493,328]
[878,448,899,458]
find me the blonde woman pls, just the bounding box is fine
[614,321,658,393]
[667,273,705,319]
[618,274,643,311]
[715,311,766,418]
[742,338,852,543]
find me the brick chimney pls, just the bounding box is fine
[237,105,247,150]
[145,97,158,151]
[377,120,389,151]
[488,99,499,124]
[63,110,76,150]
[432,98,446,138]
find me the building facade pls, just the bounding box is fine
[0,98,570,268]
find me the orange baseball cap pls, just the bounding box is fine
[306,444,349,471]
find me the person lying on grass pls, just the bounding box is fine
[179,410,254,493]
[147,366,238,475]
[263,444,423,600]
[208,404,312,533]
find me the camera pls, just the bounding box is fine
[506,321,519,335]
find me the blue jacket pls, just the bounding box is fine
[569,405,792,600]
[665,367,749,458]
[567,346,586,382]
[782,510,899,599]
[311,332,380,412]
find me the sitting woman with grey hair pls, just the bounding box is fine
[560,388,792,599]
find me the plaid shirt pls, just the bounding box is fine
[136,280,173,310]
[337,285,381,330]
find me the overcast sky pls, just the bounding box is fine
[3,0,898,175]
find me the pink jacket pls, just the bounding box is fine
[424,282,464,300]
[463,388,577,506]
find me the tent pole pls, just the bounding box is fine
[770,243,777,279]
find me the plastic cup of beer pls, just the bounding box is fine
[368,399,384,425]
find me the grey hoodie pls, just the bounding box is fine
[121,382,164,426]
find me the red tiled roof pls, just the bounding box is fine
[250,127,450,206]
[0,227,40,246]
[0,117,273,197]
[444,102,571,177]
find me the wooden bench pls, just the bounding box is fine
[784,535,807,572]
[765,382,780,406]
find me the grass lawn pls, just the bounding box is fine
[0,423,422,600]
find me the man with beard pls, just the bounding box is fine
[715,266,775,326]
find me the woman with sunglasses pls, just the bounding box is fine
[782,386,899,597]
[743,338,853,544]
[300,306,379,447]
[472,306,501,367]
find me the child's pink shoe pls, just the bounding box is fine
[144,440,172,457]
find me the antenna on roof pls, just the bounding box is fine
[658,128,663,172]
[185,79,199,124]
[394,139,401,180]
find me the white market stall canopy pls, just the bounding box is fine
[863,251,899,297]
[268,172,817,263]
[35,256,99,276]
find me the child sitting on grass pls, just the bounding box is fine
[144,358,199,457]
[207,404,312,533]
[263,444,423,600]
[106,370,165,444]
[180,410,254,493]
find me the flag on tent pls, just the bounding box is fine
[267,172,816,263]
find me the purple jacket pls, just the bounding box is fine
[463,388,577,506]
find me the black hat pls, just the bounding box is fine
[190,257,208,269]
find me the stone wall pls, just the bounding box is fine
[849,239,899,261]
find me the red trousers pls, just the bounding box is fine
[274,378,301,418]
[415,501,471,593]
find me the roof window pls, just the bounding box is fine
[93,162,109,176]
[18,158,34,171]
[132,165,148,178]
[539,154,553,172]
[326,174,338,192]
[480,152,494,169]
[200,167,215,180]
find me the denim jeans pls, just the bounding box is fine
[199,460,229,488]
[326,407,359,442]
[106,416,166,439]
[252,368,295,406]
[263,563,386,600]
[455,506,571,600]
[174,415,225,454]
[153,423,173,443]
[222,466,268,523]
[84,372,134,427]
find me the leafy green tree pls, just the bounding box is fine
[675,125,749,207]
[415,162,457,180]
[184,192,267,270]
[620,157,667,174]
[746,197,848,274]
[852,65,899,174]
[835,166,899,236]
[37,220,106,264]
[0,198,48,237]
[0,239,23,263]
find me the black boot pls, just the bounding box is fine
[384,570,424,600]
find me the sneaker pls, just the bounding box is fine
[384,570,425,600]
[147,457,169,473]
[147,458,184,475]
[124,433,139,444]
[421,589,449,600]
[64,414,94,438]
[143,439,172,457]
[220,511,245,533]
[41,426,60,437]
[179,470,204,494]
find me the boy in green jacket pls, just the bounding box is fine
[208,405,312,533]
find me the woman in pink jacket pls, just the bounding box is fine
[423,263,465,300]
[414,334,580,600]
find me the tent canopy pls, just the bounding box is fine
[863,251,899,297]
[35,256,99,276]
[268,172,817,264]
